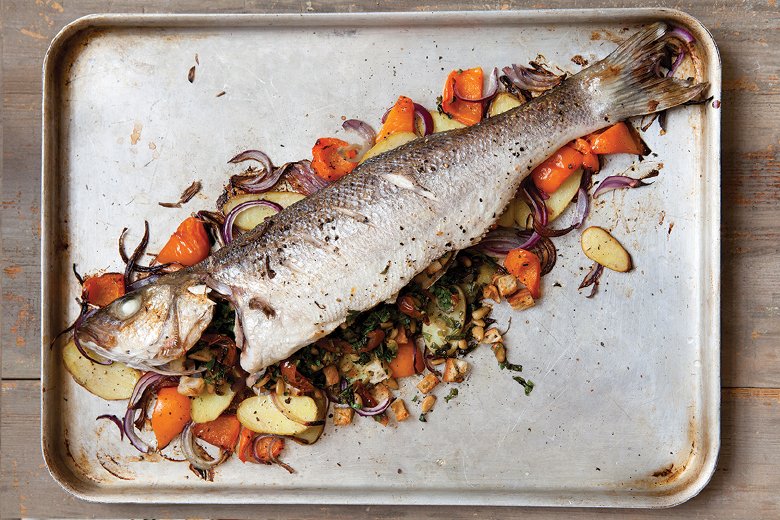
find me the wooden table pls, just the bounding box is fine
[2,1,778,517]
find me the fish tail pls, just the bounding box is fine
[581,22,708,122]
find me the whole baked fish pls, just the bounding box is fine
[78,23,706,374]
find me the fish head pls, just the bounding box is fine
[77,272,215,369]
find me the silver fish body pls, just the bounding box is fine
[78,23,706,374]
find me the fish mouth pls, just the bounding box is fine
[75,318,117,354]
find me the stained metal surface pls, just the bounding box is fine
[41,9,721,507]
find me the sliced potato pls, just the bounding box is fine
[498,169,583,230]
[191,385,236,423]
[581,226,633,272]
[222,191,306,231]
[430,110,466,133]
[488,92,524,117]
[291,392,328,444]
[496,203,517,227]
[62,340,141,400]
[546,169,583,222]
[237,394,319,435]
[513,198,533,229]
[360,131,418,163]
[422,285,467,350]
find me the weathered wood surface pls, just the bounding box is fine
[1,0,779,518]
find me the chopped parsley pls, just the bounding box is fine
[430,285,454,312]
[499,361,524,372]
[208,300,235,337]
[513,376,535,396]
[444,388,459,402]
[411,395,420,403]
[418,413,427,422]
[203,358,228,386]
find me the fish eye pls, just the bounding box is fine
[114,294,142,319]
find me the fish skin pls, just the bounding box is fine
[77,22,706,374]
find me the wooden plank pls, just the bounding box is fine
[3,381,779,518]
[3,0,779,384]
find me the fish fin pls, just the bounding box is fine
[382,172,438,201]
[582,22,708,121]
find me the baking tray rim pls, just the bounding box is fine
[40,7,721,508]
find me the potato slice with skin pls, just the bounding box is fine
[62,340,141,400]
[496,200,518,227]
[422,285,467,350]
[222,191,306,231]
[291,392,328,444]
[488,92,525,117]
[237,394,319,435]
[360,131,418,163]
[581,226,633,272]
[430,110,466,133]
[546,169,583,222]
[191,386,236,423]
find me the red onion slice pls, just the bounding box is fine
[252,435,295,473]
[229,166,285,194]
[477,227,535,255]
[342,119,377,163]
[593,171,658,199]
[181,422,227,470]
[128,372,166,409]
[418,336,442,376]
[228,150,274,174]
[222,199,283,244]
[669,26,695,44]
[579,262,604,298]
[525,175,591,237]
[354,395,394,417]
[96,414,124,440]
[502,64,561,92]
[453,67,499,102]
[413,103,434,136]
[123,407,151,453]
[285,160,330,196]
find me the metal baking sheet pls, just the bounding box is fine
[41,9,721,507]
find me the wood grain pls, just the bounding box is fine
[1,0,779,517]
[3,381,778,519]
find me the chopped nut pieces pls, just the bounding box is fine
[471,305,491,320]
[421,395,436,413]
[483,327,502,344]
[471,326,485,342]
[491,343,507,363]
